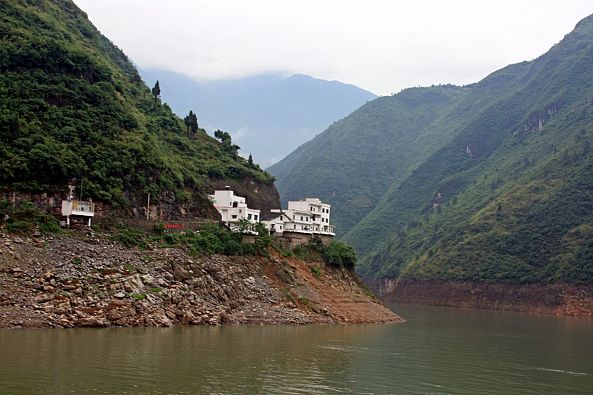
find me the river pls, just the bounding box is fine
[1,304,592,394]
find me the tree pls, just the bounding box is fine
[248,154,253,166]
[151,80,161,101]
[214,129,240,156]
[184,110,198,138]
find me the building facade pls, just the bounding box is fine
[209,189,260,231]
[267,198,335,237]
[61,199,95,227]
[210,189,335,242]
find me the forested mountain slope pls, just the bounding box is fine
[273,13,593,287]
[269,86,470,236]
[350,14,593,284]
[0,0,273,211]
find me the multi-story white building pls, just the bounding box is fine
[210,189,334,240]
[268,198,335,236]
[209,189,260,231]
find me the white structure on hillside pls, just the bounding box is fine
[61,199,94,227]
[209,188,260,231]
[209,189,335,239]
[266,197,335,237]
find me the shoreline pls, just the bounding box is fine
[0,232,401,329]
[382,279,593,318]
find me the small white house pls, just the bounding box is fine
[61,199,94,227]
[268,198,335,237]
[209,189,260,232]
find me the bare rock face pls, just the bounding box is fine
[0,232,401,328]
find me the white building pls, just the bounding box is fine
[267,198,335,237]
[209,189,335,239]
[263,212,290,235]
[61,199,94,227]
[209,189,260,232]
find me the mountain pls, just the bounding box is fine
[0,0,275,213]
[272,13,593,289]
[140,69,377,167]
[268,85,471,236]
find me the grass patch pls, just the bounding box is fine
[310,266,322,278]
[127,293,146,301]
[0,200,61,234]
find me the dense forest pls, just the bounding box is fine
[272,13,593,284]
[0,0,272,207]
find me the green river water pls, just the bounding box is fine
[1,304,592,394]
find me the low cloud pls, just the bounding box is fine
[75,0,593,94]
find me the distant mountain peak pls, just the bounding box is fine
[140,69,376,167]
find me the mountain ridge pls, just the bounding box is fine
[271,13,593,289]
[140,69,376,166]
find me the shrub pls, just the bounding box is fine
[322,241,357,270]
[114,225,147,248]
[0,200,61,234]
[310,266,322,277]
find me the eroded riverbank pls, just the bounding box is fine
[0,232,400,328]
[382,279,593,317]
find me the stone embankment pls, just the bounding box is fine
[0,232,401,328]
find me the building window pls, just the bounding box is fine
[254,215,258,221]
[232,215,237,219]
[248,214,252,220]
[300,216,303,221]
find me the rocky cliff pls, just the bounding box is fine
[0,232,400,328]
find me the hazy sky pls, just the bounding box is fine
[74,0,593,95]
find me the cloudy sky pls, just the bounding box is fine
[74,0,593,95]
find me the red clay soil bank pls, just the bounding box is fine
[383,279,593,317]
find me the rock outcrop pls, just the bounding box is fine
[0,232,400,328]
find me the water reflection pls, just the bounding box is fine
[1,305,592,394]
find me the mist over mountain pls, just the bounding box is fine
[140,70,376,167]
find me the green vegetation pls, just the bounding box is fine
[114,225,147,249]
[283,237,357,270]
[353,14,593,284]
[0,200,61,233]
[127,293,146,301]
[273,14,593,285]
[269,85,470,236]
[112,223,274,257]
[0,0,272,207]
[310,266,322,277]
[322,241,357,270]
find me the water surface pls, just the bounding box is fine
[1,304,592,394]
